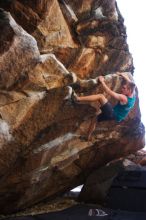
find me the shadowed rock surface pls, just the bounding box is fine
[0,0,145,214]
[78,159,124,204]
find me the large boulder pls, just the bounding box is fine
[0,0,145,214]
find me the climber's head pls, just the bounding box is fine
[121,80,136,96]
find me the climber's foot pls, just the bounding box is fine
[64,86,73,100]
[64,86,79,105]
[71,90,79,104]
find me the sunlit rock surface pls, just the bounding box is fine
[0,0,145,214]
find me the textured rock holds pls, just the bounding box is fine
[27,54,77,91]
[0,9,39,90]
[0,0,145,214]
[5,0,78,51]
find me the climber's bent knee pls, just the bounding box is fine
[98,94,108,106]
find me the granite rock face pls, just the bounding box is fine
[0,0,145,214]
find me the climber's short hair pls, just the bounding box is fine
[122,79,136,93]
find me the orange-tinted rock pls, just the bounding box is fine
[32,0,78,51]
[2,0,78,51]
[0,10,39,90]
[0,0,130,78]
[63,0,95,19]
[86,35,107,49]
[26,54,77,91]
[68,48,96,78]
[76,19,100,35]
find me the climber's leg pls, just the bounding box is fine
[76,94,108,106]
[97,102,116,122]
[64,87,107,106]
[87,116,97,141]
[87,101,116,141]
[78,95,111,141]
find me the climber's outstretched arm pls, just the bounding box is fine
[99,76,127,104]
[117,72,133,83]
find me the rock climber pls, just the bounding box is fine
[68,72,136,141]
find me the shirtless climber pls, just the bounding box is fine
[68,72,136,141]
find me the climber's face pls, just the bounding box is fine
[121,85,131,96]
